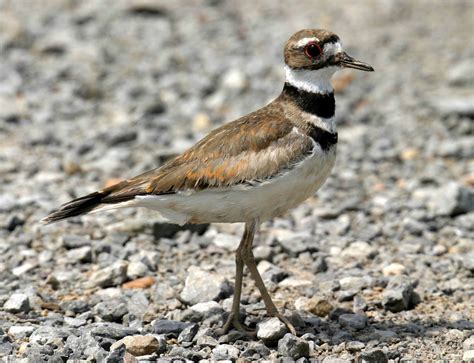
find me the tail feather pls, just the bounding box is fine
[41,192,109,224]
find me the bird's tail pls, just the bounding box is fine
[41,191,111,224]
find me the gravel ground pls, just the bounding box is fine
[1,0,473,362]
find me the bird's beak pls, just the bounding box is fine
[338,52,374,72]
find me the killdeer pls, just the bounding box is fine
[43,29,373,335]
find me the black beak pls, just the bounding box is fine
[339,52,374,72]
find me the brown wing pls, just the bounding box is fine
[42,108,315,224]
[100,107,314,201]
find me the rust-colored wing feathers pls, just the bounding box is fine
[102,110,313,198]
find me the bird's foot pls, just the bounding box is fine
[218,312,256,336]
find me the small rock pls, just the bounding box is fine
[8,325,36,339]
[419,182,474,216]
[178,323,199,343]
[322,357,352,363]
[180,266,232,305]
[464,336,474,351]
[339,276,369,291]
[278,333,309,360]
[258,260,289,283]
[382,263,406,276]
[90,260,128,287]
[197,334,218,347]
[448,60,474,86]
[190,301,223,316]
[254,245,273,261]
[370,329,397,341]
[0,335,13,356]
[339,314,367,330]
[91,323,138,340]
[61,235,91,249]
[122,276,155,289]
[257,317,288,345]
[221,68,247,91]
[306,298,333,317]
[360,349,388,363]
[346,340,365,352]
[213,233,240,250]
[212,344,240,360]
[3,293,30,313]
[382,276,414,312]
[463,350,474,362]
[126,261,149,279]
[12,262,36,276]
[67,246,92,263]
[93,300,128,322]
[153,319,193,336]
[110,335,161,356]
[435,97,474,117]
[341,241,377,260]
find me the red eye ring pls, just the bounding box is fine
[304,42,323,59]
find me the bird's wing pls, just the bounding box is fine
[100,109,314,201]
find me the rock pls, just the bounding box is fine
[346,340,365,352]
[435,96,474,117]
[382,276,414,312]
[382,263,406,276]
[370,329,397,341]
[339,276,370,291]
[0,335,13,356]
[278,333,310,360]
[180,266,233,304]
[275,230,319,256]
[322,358,352,363]
[360,349,388,363]
[153,319,193,336]
[196,334,218,347]
[12,262,36,276]
[91,323,138,340]
[221,69,247,91]
[61,235,91,249]
[257,317,288,345]
[93,300,128,322]
[448,60,474,86]
[254,245,273,261]
[416,182,474,216]
[212,344,240,360]
[3,293,31,313]
[257,260,289,283]
[67,246,93,263]
[8,325,36,339]
[60,299,89,314]
[301,297,333,317]
[464,336,474,351]
[168,346,205,361]
[463,350,474,362]
[339,314,367,330]
[90,260,128,287]
[122,276,155,289]
[110,335,161,356]
[178,323,199,343]
[212,233,240,250]
[341,241,377,260]
[126,261,149,279]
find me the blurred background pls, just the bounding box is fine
[0,0,473,361]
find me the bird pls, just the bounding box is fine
[42,29,373,335]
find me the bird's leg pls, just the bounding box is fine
[241,221,297,335]
[219,221,257,335]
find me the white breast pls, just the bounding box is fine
[134,144,337,224]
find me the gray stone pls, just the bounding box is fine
[61,235,91,249]
[180,266,233,304]
[93,300,128,322]
[126,261,149,279]
[109,335,162,356]
[3,293,30,313]
[341,241,377,259]
[257,317,288,344]
[178,323,199,343]
[346,340,365,352]
[435,97,474,117]
[212,344,240,360]
[419,182,474,216]
[463,350,474,362]
[382,276,414,312]
[168,346,205,361]
[90,260,128,287]
[448,60,474,86]
[7,325,36,339]
[91,322,138,340]
[67,246,92,263]
[464,336,474,351]
[278,333,310,359]
[322,358,352,363]
[360,349,388,363]
[339,276,370,291]
[339,314,367,330]
[153,319,193,336]
[196,334,218,347]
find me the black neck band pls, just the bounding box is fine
[283,83,335,119]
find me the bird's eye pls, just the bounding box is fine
[304,42,322,59]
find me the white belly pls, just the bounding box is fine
[135,145,336,224]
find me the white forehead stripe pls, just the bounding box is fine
[295,37,320,47]
[323,41,343,55]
